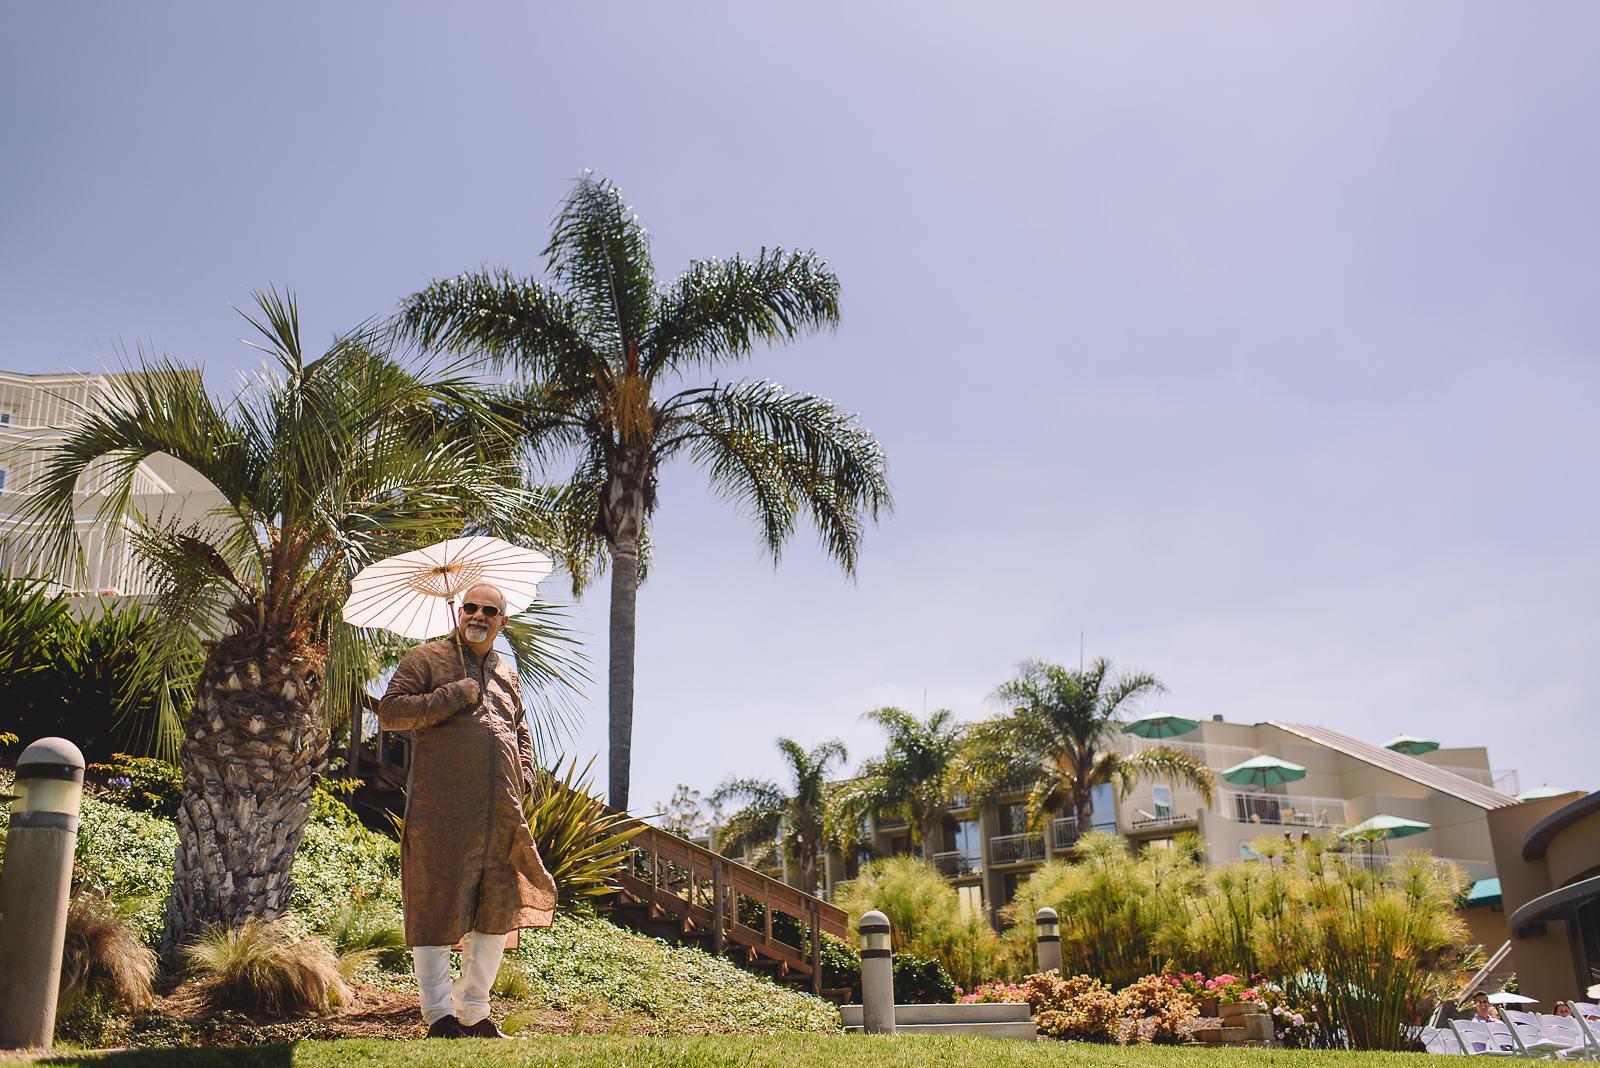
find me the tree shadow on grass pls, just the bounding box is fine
[40,1043,294,1068]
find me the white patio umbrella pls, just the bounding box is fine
[1485,991,1538,1006]
[342,535,553,640]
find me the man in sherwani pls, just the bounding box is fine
[378,582,556,1039]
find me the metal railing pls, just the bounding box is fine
[930,850,981,878]
[1219,790,1345,827]
[989,832,1045,865]
[1051,817,1081,851]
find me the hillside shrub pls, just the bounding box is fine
[1117,973,1194,1044]
[88,754,183,818]
[1026,973,1120,1041]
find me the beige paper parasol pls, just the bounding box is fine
[341,535,554,639]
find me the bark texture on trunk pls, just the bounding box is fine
[607,539,640,810]
[160,632,327,958]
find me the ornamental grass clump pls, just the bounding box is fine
[320,902,409,972]
[58,892,158,1017]
[832,855,1001,990]
[182,918,348,1016]
[1003,832,1204,986]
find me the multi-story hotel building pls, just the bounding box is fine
[818,717,1521,943]
[0,369,226,599]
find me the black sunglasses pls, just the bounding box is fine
[460,602,501,618]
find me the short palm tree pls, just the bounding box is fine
[398,174,892,810]
[827,707,966,859]
[710,737,846,895]
[22,292,574,954]
[965,658,1214,833]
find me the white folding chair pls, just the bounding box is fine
[1503,1009,1572,1058]
[1422,1025,1459,1054]
[1534,1015,1590,1060]
[1452,1018,1518,1056]
[1569,1005,1600,1059]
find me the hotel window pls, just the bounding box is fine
[1153,784,1173,819]
[0,411,11,425]
[0,468,7,494]
[1090,782,1118,831]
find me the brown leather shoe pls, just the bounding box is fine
[459,1016,515,1038]
[426,1014,466,1038]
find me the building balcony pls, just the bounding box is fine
[1219,790,1345,827]
[930,850,981,879]
[989,832,1045,865]
[1051,817,1082,851]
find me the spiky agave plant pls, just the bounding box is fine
[521,756,643,908]
[21,290,579,956]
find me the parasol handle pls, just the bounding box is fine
[447,596,467,675]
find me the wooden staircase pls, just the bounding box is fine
[340,725,848,995]
[610,815,848,994]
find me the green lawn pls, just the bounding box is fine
[41,1035,1443,1067]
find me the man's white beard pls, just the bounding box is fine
[464,621,490,642]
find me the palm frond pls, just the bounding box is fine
[669,381,891,573]
[646,248,840,377]
[394,268,599,389]
[545,174,657,362]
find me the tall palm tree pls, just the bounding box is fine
[965,658,1214,834]
[710,737,846,895]
[397,174,892,810]
[827,707,966,859]
[22,292,575,954]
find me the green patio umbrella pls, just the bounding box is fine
[1383,735,1440,756]
[1340,814,1431,840]
[1516,784,1574,801]
[1123,712,1200,739]
[1221,755,1308,788]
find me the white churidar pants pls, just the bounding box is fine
[412,930,506,1026]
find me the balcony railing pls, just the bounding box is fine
[1219,791,1345,827]
[1051,817,1082,851]
[989,832,1045,865]
[930,850,981,878]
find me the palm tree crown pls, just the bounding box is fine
[827,707,968,859]
[710,737,847,896]
[399,173,892,808]
[966,658,1214,834]
[22,291,574,952]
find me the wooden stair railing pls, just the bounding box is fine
[610,815,847,994]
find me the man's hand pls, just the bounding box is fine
[446,677,481,709]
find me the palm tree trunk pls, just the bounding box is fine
[159,632,327,958]
[607,537,640,810]
[919,815,943,861]
[1073,782,1094,834]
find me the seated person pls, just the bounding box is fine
[1553,1002,1574,1018]
[1470,991,1500,1022]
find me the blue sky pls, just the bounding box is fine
[4,4,1596,806]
